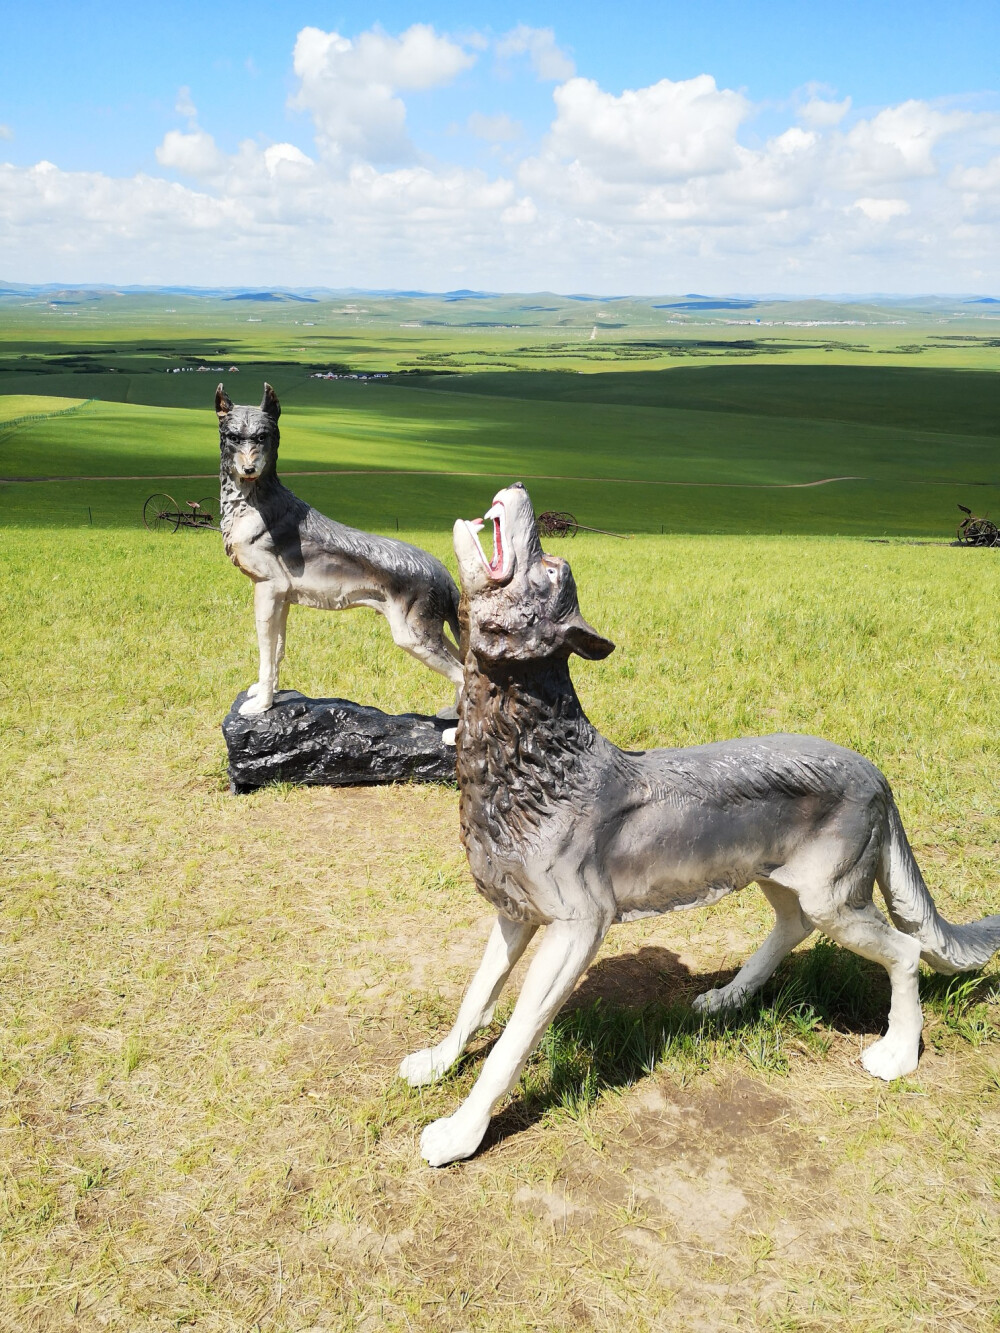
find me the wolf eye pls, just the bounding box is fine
[544,562,559,583]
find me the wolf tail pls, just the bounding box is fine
[445,577,461,645]
[878,798,1000,974]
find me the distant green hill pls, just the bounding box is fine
[422,365,1000,439]
[2,298,998,536]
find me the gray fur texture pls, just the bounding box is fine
[401,482,1000,1166]
[215,383,463,716]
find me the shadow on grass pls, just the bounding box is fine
[474,939,998,1154]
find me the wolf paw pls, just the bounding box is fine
[861,1036,919,1082]
[399,1047,447,1087]
[693,985,740,1015]
[442,727,457,747]
[420,1111,488,1167]
[239,694,273,717]
[246,682,260,698]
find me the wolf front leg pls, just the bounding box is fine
[419,915,608,1167]
[246,598,289,700]
[239,583,284,716]
[399,915,537,1088]
[693,880,813,1014]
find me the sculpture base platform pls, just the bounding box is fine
[222,690,456,794]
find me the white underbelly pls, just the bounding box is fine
[292,583,384,613]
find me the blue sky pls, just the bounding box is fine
[3,2,1000,290]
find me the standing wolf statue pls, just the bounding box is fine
[400,482,1000,1167]
[216,383,463,717]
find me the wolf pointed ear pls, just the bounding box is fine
[563,612,615,660]
[215,384,233,419]
[260,382,281,420]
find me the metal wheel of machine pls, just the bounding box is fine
[142,493,180,533]
[965,518,999,546]
[538,510,579,538]
[195,496,218,525]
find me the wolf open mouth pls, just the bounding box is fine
[462,497,511,581]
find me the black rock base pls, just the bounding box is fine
[223,690,457,794]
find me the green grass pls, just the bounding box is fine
[2,521,999,1329]
[3,296,999,537]
[3,363,1000,535]
[3,302,1000,1328]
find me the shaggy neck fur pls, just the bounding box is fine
[457,650,600,852]
[219,461,289,560]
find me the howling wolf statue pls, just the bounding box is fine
[216,383,463,717]
[400,482,1000,1166]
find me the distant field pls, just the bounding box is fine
[2,370,998,536]
[1,293,998,535]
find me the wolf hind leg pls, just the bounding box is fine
[693,880,813,1015]
[806,898,923,1081]
[384,602,464,689]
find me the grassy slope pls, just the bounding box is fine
[3,294,998,536]
[2,527,998,1331]
[3,363,1000,535]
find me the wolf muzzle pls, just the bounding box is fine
[233,450,265,481]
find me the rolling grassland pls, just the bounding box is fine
[2,297,999,1329]
[2,361,999,535]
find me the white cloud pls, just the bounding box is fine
[540,75,750,184]
[501,195,537,225]
[5,26,1000,292]
[852,197,910,222]
[290,24,475,165]
[799,95,851,127]
[495,25,574,82]
[467,111,521,142]
[175,85,198,124]
[951,153,1000,221]
[263,143,314,177]
[156,127,227,178]
[838,100,971,186]
[157,89,228,178]
[952,154,1000,192]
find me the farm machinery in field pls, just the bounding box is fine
[956,504,1000,547]
[537,509,629,539]
[142,494,218,533]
